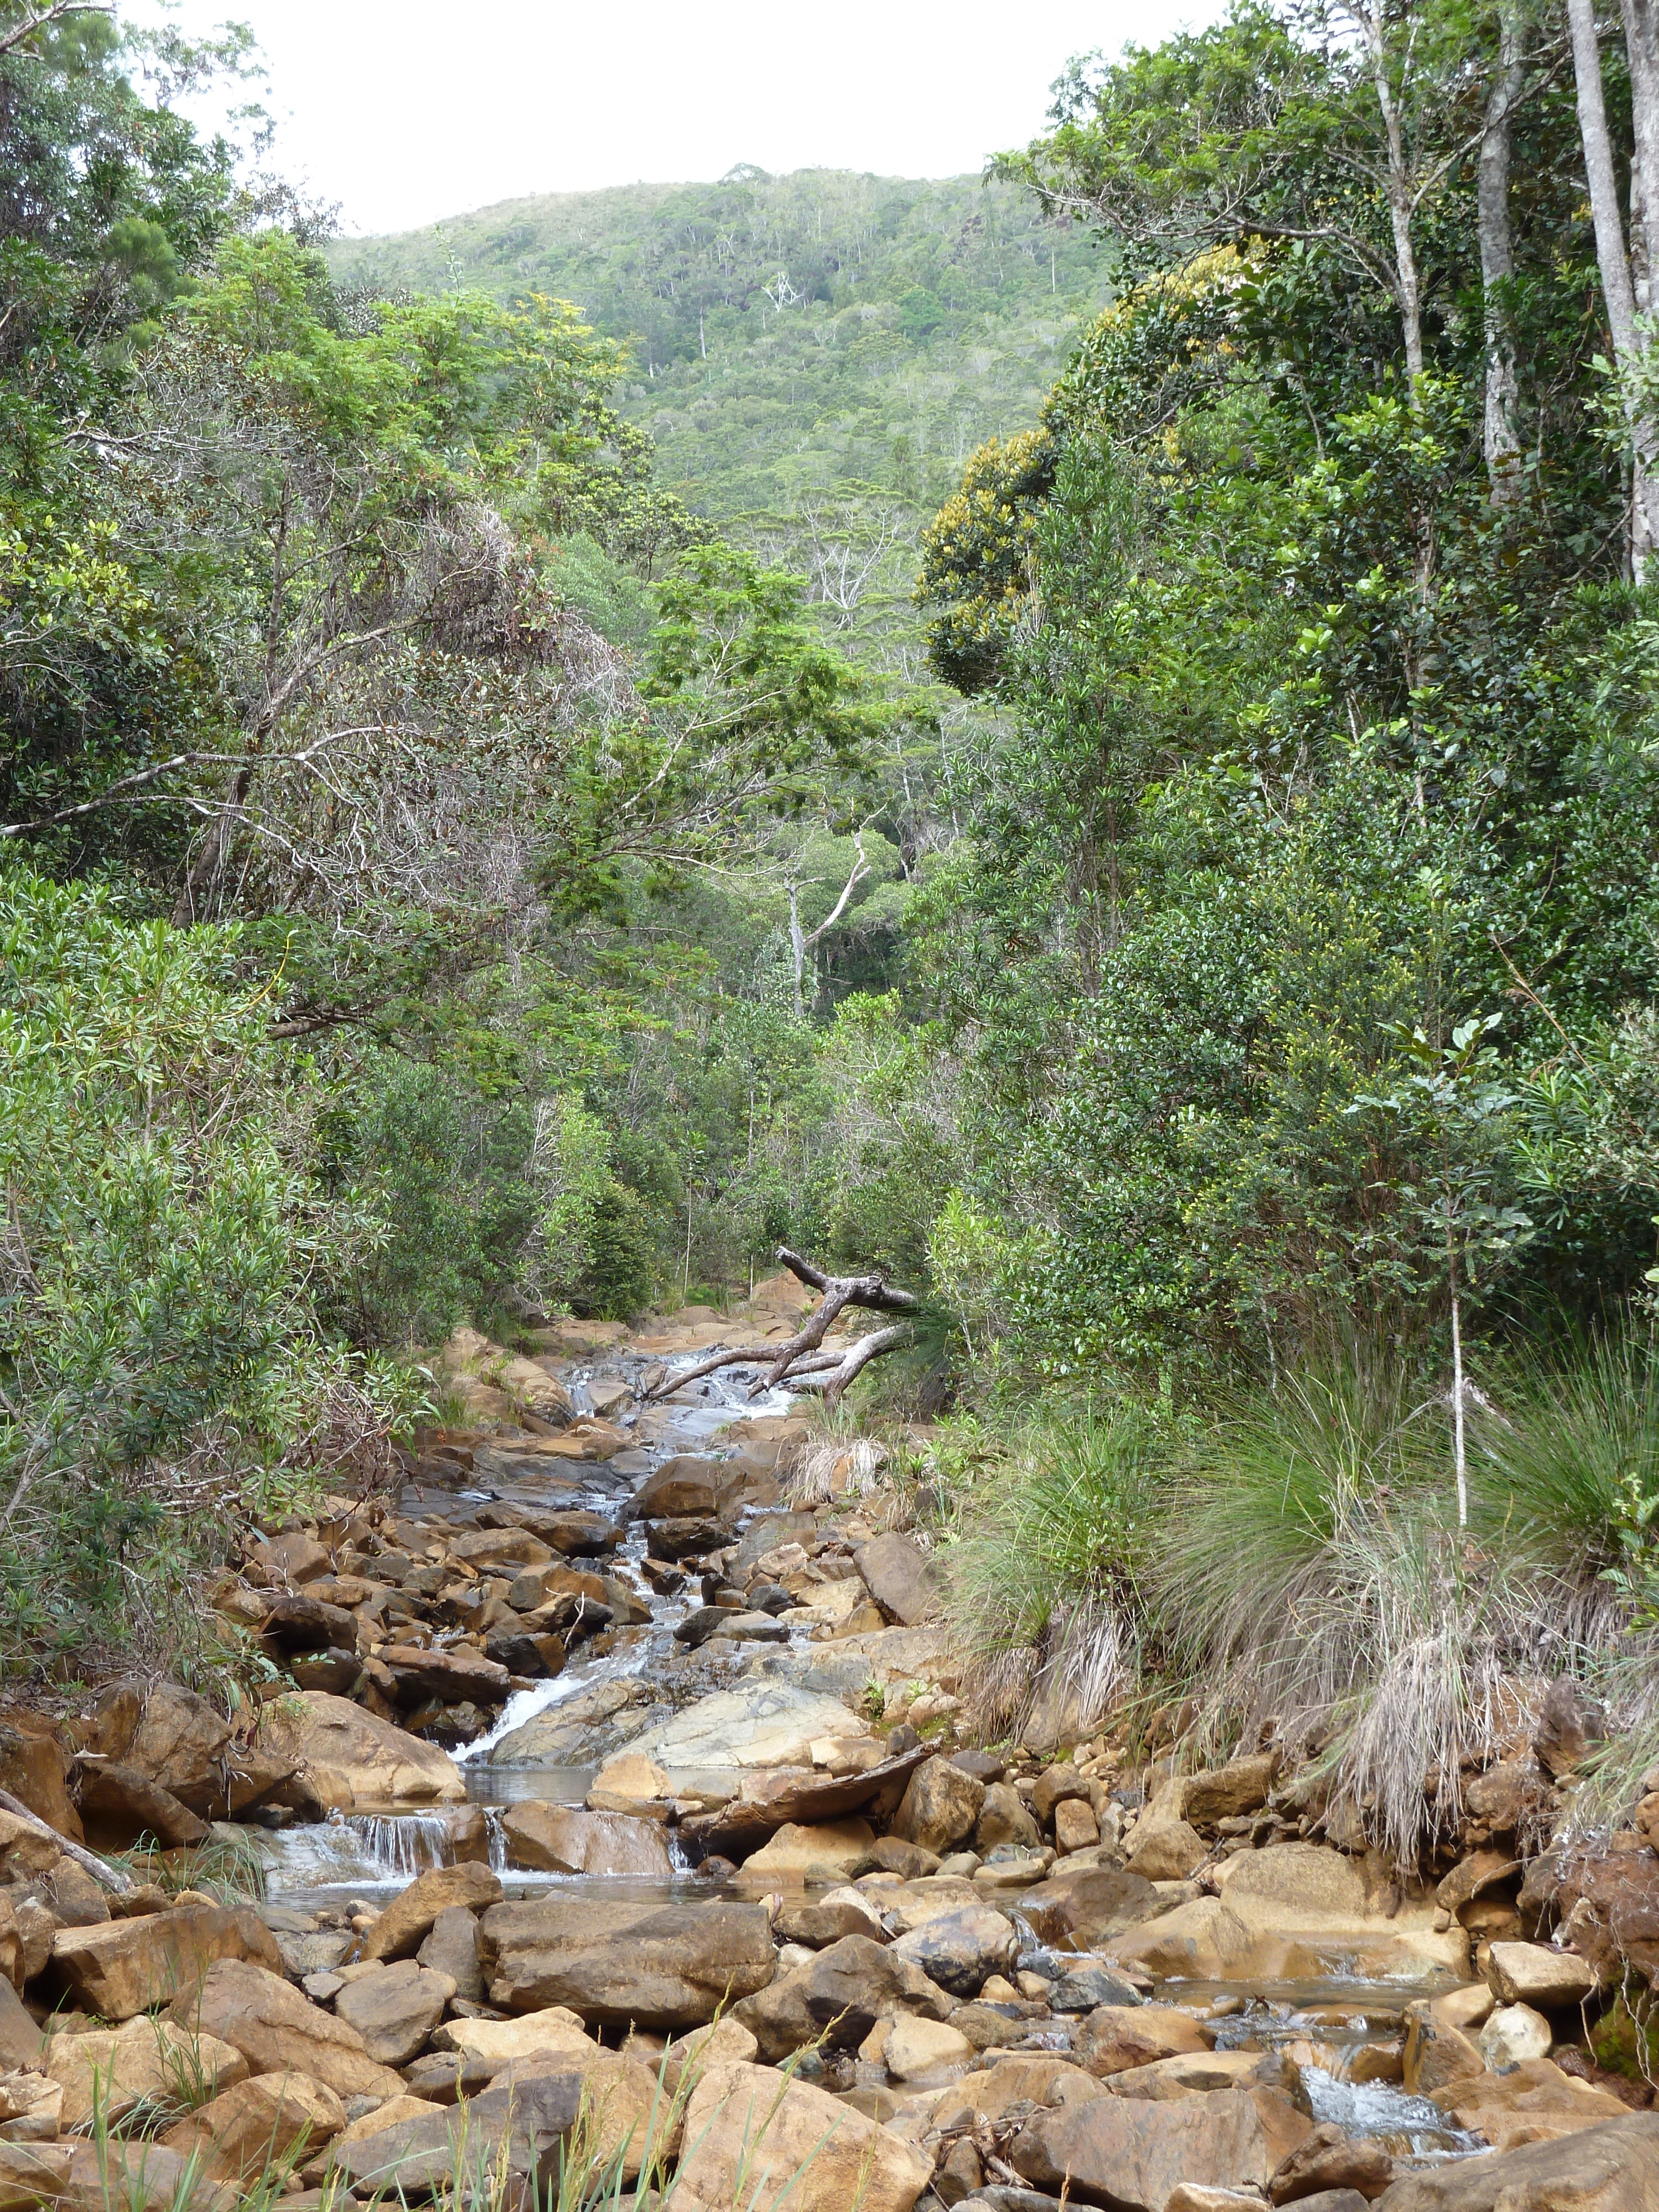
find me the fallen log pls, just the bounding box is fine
[643,1246,916,1407]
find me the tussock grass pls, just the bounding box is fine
[940,1338,1659,1863]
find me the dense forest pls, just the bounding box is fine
[8,0,1659,1841]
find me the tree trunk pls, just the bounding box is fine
[1567,0,1659,570]
[1479,3,1526,504]
[1363,0,1426,382]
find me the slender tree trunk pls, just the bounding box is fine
[1449,1266,1468,1530]
[1623,0,1659,311]
[1362,0,1426,382]
[1567,0,1659,570]
[1479,3,1526,504]
[787,883,806,1020]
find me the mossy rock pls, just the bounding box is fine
[1589,1993,1659,2080]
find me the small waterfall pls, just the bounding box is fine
[348,1811,457,1878]
[485,1807,510,1874]
[262,1808,458,1893]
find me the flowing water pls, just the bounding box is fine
[258,1338,1484,2168]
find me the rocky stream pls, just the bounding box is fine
[0,1274,1653,2211]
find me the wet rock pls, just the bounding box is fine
[854,1534,941,1626]
[168,1958,408,2100]
[1048,1961,1142,2013]
[334,1960,453,2065]
[416,1907,486,2002]
[1267,2124,1394,2204]
[483,1896,775,2028]
[646,1516,731,1561]
[893,1757,985,1854]
[499,1803,672,1879]
[1401,1998,1485,2095]
[1485,1938,1597,2007]
[891,1903,1019,1997]
[1072,2005,1208,2079]
[322,2070,582,2198]
[361,1860,502,1961]
[1370,2111,1659,2207]
[734,1933,951,2060]
[482,1628,565,1677]
[46,2017,248,2128]
[258,1691,466,1811]
[1016,1865,1162,1949]
[676,2059,932,2212]
[160,2073,346,2184]
[51,1905,284,2020]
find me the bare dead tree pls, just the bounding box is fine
[643,1245,918,1410]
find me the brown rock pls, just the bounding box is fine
[360,1859,502,1961]
[256,1691,466,1811]
[1532,1678,1605,1781]
[624,1457,729,1522]
[853,1534,941,1626]
[333,1960,453,2065]
[380,1643,510,1708]
[50,1905,284,2020]
[1434,1851,1521,1918]
[1017,1864,1162,1947]
[1269,2123,1394,2204]
[167,1958,408,2100]
[0,2141,72,2209]
[320,2070,581,2197]
[1012,2088,1310,2210]
[45,2017,248,2129]
[675,2060,932,2212]
[78,1679,290,1820]
[1073,2005,1210,2078]
[738,1817,874,1885]
[1370,2111,1659,2207]
[1184,1752,1279,1829]
[499,1802,672,1878]
[160,2072,346,2184]
[892,1758,985,1854]
[446,1527,554,1569]
[1401,1999,1485,2096]
[1055,1797,1100,1854]
[1485,1939,1597,2008]
[483,1896,775,2029]
[76,1762,208,1850]
[0,1706,81,1839]
[734,1933,951,2060]
[1521,1847,1659,1985]
[974,1783,1041,1854]
[416,1906,486,2002]
[1127,1817,1206,1880]
[252,1531,332,1584]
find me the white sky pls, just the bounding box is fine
[153,0,1219,239]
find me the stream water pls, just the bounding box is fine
[254,1338,1480,2168]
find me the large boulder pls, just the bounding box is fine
[1184,1753,1279,1829]
[1485,1939,1597,2008]
[379,1644,511,1709]
[1015,1864,1162,1948]
[435,2008,594,2069]
[360,1860,502,1961]
[256,1691,466,1811]
[76,1764,208,1851]
[160,2073,346,2184]
[1073,2005,1211,2078]
[482,1897,775,2028]
[675,2060,932,2212]
[625,1457,732,1522]
[1372,2112,1659,2209]
[738,1819,874,1885]
[891,1757,984,1854]
[853,1535,941,1626]
[1010,2088,1312,2211]
[418,1907,486,2001]
[50,1905,284,2020]
[168,1958,408,2100]
[499,1803,672,1878]
[77,1679,291,1820]
[734,1933,951,2061]
[334,1961,454,2065]
[621,1682,873,1789]
[0,1705,82,1839]
[321,2069,581,2198]
[891,1904,1019,1997]
[45,2018,248,2129]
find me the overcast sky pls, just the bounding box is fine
[153,0,1218,239]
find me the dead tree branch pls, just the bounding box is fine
[643,1245,917,1405]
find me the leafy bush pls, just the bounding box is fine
[0,869,418,1679]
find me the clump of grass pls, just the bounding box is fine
[116,1824,268,1906]
[943,1402,1168,1740]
